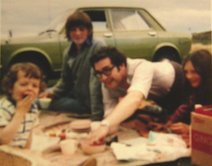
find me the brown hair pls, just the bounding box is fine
[1,63,46,96]
[65,11,93,41]
[183,49,212,104]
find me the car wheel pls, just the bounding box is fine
[9,55,52,82]
[153,49,181,63]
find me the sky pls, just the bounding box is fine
[1,0,211,37]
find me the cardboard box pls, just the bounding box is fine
[192,110,212,166]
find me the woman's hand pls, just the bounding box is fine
[168,122,190,147]
[168,122,190,135]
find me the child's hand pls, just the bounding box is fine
[16,92,37,115]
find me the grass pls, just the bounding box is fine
[190,43,212,54]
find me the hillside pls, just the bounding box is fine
[192,31,211,44]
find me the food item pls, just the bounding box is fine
[58,132,88,140]
[92,138,105,146]
[80,139,106,155]
[70,119,91,132]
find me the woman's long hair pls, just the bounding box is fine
[183,49,212,105]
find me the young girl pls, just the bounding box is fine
[0,63,45,148]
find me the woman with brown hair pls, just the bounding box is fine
[40,11,105,120]
[166,49,212,146]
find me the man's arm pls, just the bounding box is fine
[105,90,144,128]
[89,91,144,144]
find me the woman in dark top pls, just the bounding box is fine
[166,49,212,145]
[169,49,212,124]
[40,11,105,120]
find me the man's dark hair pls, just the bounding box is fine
[65,11,93,41]
[90,47,127,68]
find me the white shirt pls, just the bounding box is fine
[103,58,175,116]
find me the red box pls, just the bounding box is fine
[191,107,212,166]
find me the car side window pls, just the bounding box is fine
[111,9,150,31]
[84,10,108,31]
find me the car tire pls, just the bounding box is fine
[9,55,51,83]
[153,49,181,63]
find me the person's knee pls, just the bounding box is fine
[49,98,89,114]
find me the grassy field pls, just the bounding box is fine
[191,31,211,53]
[190,43,212,54]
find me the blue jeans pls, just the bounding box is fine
[49,97,90,115]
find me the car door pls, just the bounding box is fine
[83,9,115,47]
[109,8,159,60]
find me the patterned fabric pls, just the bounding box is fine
[168,95,194,124]
[0,97,39,148]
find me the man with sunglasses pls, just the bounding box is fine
[89,47,185,144]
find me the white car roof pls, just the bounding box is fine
[68,0,144,9]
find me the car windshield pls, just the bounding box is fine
[39,10,73,35]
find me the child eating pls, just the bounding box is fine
[0,63,45,148]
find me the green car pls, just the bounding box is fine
[0,0,192,79]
